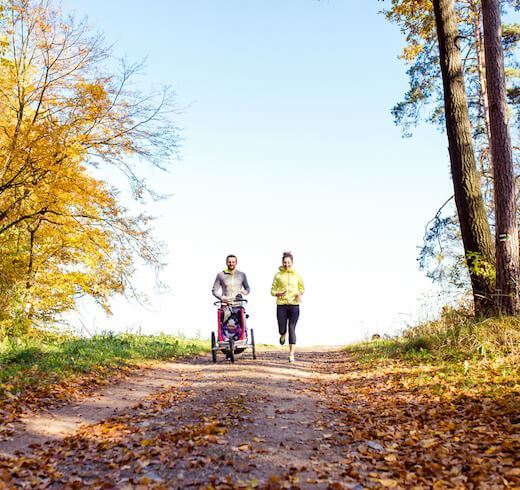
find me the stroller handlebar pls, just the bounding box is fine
[214,298,248,307]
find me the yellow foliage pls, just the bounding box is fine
[401,43,424,61]
[0,0,176,331]
[383,0,436,62]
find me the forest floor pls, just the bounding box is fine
[0,346,518,489]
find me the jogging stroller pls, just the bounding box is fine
[211,297,256,363]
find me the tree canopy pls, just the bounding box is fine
[383,0,520,307]
[0,0,178,332]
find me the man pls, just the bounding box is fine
[212,254,250,302]
[212,256,250,360]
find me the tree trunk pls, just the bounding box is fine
[473,5,492,148]
[472,5,493,204]
[432,0,497,316]
[482,0,520,315]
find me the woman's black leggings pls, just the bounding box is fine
[277,305,300,345]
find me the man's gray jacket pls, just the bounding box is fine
[212,269,250,300]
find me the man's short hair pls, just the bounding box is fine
[226,254,237,261]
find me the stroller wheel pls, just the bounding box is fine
[211,332,217,363]
[251,328,257,360]
[228,338,235,363]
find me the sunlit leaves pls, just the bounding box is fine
[383,0,435,62]
[315,347,520,488]
[0,0,178,331]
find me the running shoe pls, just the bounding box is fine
[279,334,286,345]
[289,355,295,363]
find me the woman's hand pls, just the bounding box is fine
[276,290,286,298]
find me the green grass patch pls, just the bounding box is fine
[0,331,209,398]
[347,309,520,363]
[344,310,520,395]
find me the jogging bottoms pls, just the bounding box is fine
[276,305,300,345]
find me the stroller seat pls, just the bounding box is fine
[219,307,245,342]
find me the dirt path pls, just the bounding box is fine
[0,348,357,489]
[2,347,518,488]
[0,362,186,456]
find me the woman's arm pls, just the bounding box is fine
[270,274,279,296]
[271,274,286,297]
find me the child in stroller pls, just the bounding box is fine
[222,314,243,343]
[220,302,246,358]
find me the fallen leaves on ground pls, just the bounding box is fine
[311,351,520,489]
[1,349,519,489]
[0,363,143,440]
[1,386,211,488]
[0,383,270,489]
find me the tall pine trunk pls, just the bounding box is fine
[433,0,496,316]
[482,0,520,315]
[472,2,492,145]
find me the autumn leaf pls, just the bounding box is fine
[419,438,437,448]
[376,479,399,488]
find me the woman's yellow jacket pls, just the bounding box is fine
[271,267,305,305]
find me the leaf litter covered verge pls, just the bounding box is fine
[312,346,520,489]
[0,333,209,442]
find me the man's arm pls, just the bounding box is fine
[212,274,222,300]
[241,272,250,296]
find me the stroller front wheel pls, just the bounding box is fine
[228,337,235,363]
[211,332,217,363]
[251,328,257,360]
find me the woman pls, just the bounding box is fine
[271,251,305,362]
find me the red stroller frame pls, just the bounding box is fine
[211,299,256,363]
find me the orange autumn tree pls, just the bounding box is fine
[0,0,178,332]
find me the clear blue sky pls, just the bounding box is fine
[62,1,453,345]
